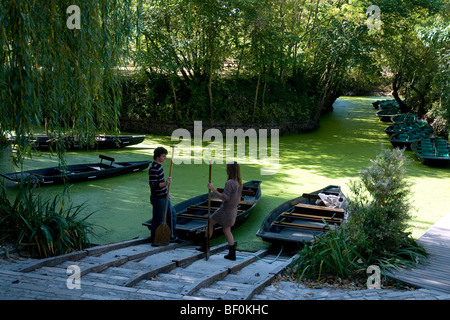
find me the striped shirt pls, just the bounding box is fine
[149,161,167,197]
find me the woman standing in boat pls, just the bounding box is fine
[205,162,243,260]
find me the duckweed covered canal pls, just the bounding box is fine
[2,97,449,251]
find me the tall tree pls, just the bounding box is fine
[0,0,134,164]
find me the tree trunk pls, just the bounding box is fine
[409,82,430,117]
[169,75,179,124]
[252,71,261,122]
[208,52,214,125]
[392,72,410,113]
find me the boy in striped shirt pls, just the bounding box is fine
[149,147,179,244]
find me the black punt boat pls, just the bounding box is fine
[142,180,262,240]
[1,155,150,186]
[256,185,347,245]
[411,138,450,167]
[31,134,145,150]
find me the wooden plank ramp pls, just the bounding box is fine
[388,213,450,294]
[0,238,297,300]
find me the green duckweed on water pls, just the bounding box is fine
[1,96,449,251]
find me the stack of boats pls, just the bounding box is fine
[373,99,449,167]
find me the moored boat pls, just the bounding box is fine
[391,113,416,124]
[256,185,347,245]
[0,155,150,186]
[384,120,428,137]
[411,138,450,167]
[142,180,262,240]
[389,126,434,150]
[376,108,400,122]
[30,134,146,150]
[372,99,397,110]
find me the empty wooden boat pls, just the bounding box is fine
[1,155,150,186]
[256,185,347,245]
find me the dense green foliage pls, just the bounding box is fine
[124,0,371,126]
[121,0,448,136]
[0,182,94,258]
[295,148,427,283]
[0,0,135,164]
[367,0,449,135]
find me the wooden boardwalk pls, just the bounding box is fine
[388,213,450,294]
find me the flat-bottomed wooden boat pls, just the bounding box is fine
[256,185,347,245]
[31,134,146,150]
[142,180,262,240]
[1,155,150,186]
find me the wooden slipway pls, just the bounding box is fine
[0,238,297,300]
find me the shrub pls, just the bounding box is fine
[346,147,418,258]
[0,181,95,258]
[294,147,427,283]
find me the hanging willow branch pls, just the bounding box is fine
[0,0,135,166]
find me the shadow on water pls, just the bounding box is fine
[1,96,449,250]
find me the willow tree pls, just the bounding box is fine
[0,0,135,165]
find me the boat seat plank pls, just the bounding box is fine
[188,205,244,213]
[177,213,209,220]
[271,221,332,232]
[209,199,254,206]
[294,203,345,213]
[217,188,256,196]
[302,192,339,200]
[280,212,343,223]
[29,172,45,177]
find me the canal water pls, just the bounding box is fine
[1,96,449,251]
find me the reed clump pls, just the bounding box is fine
[0,181,95,258]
